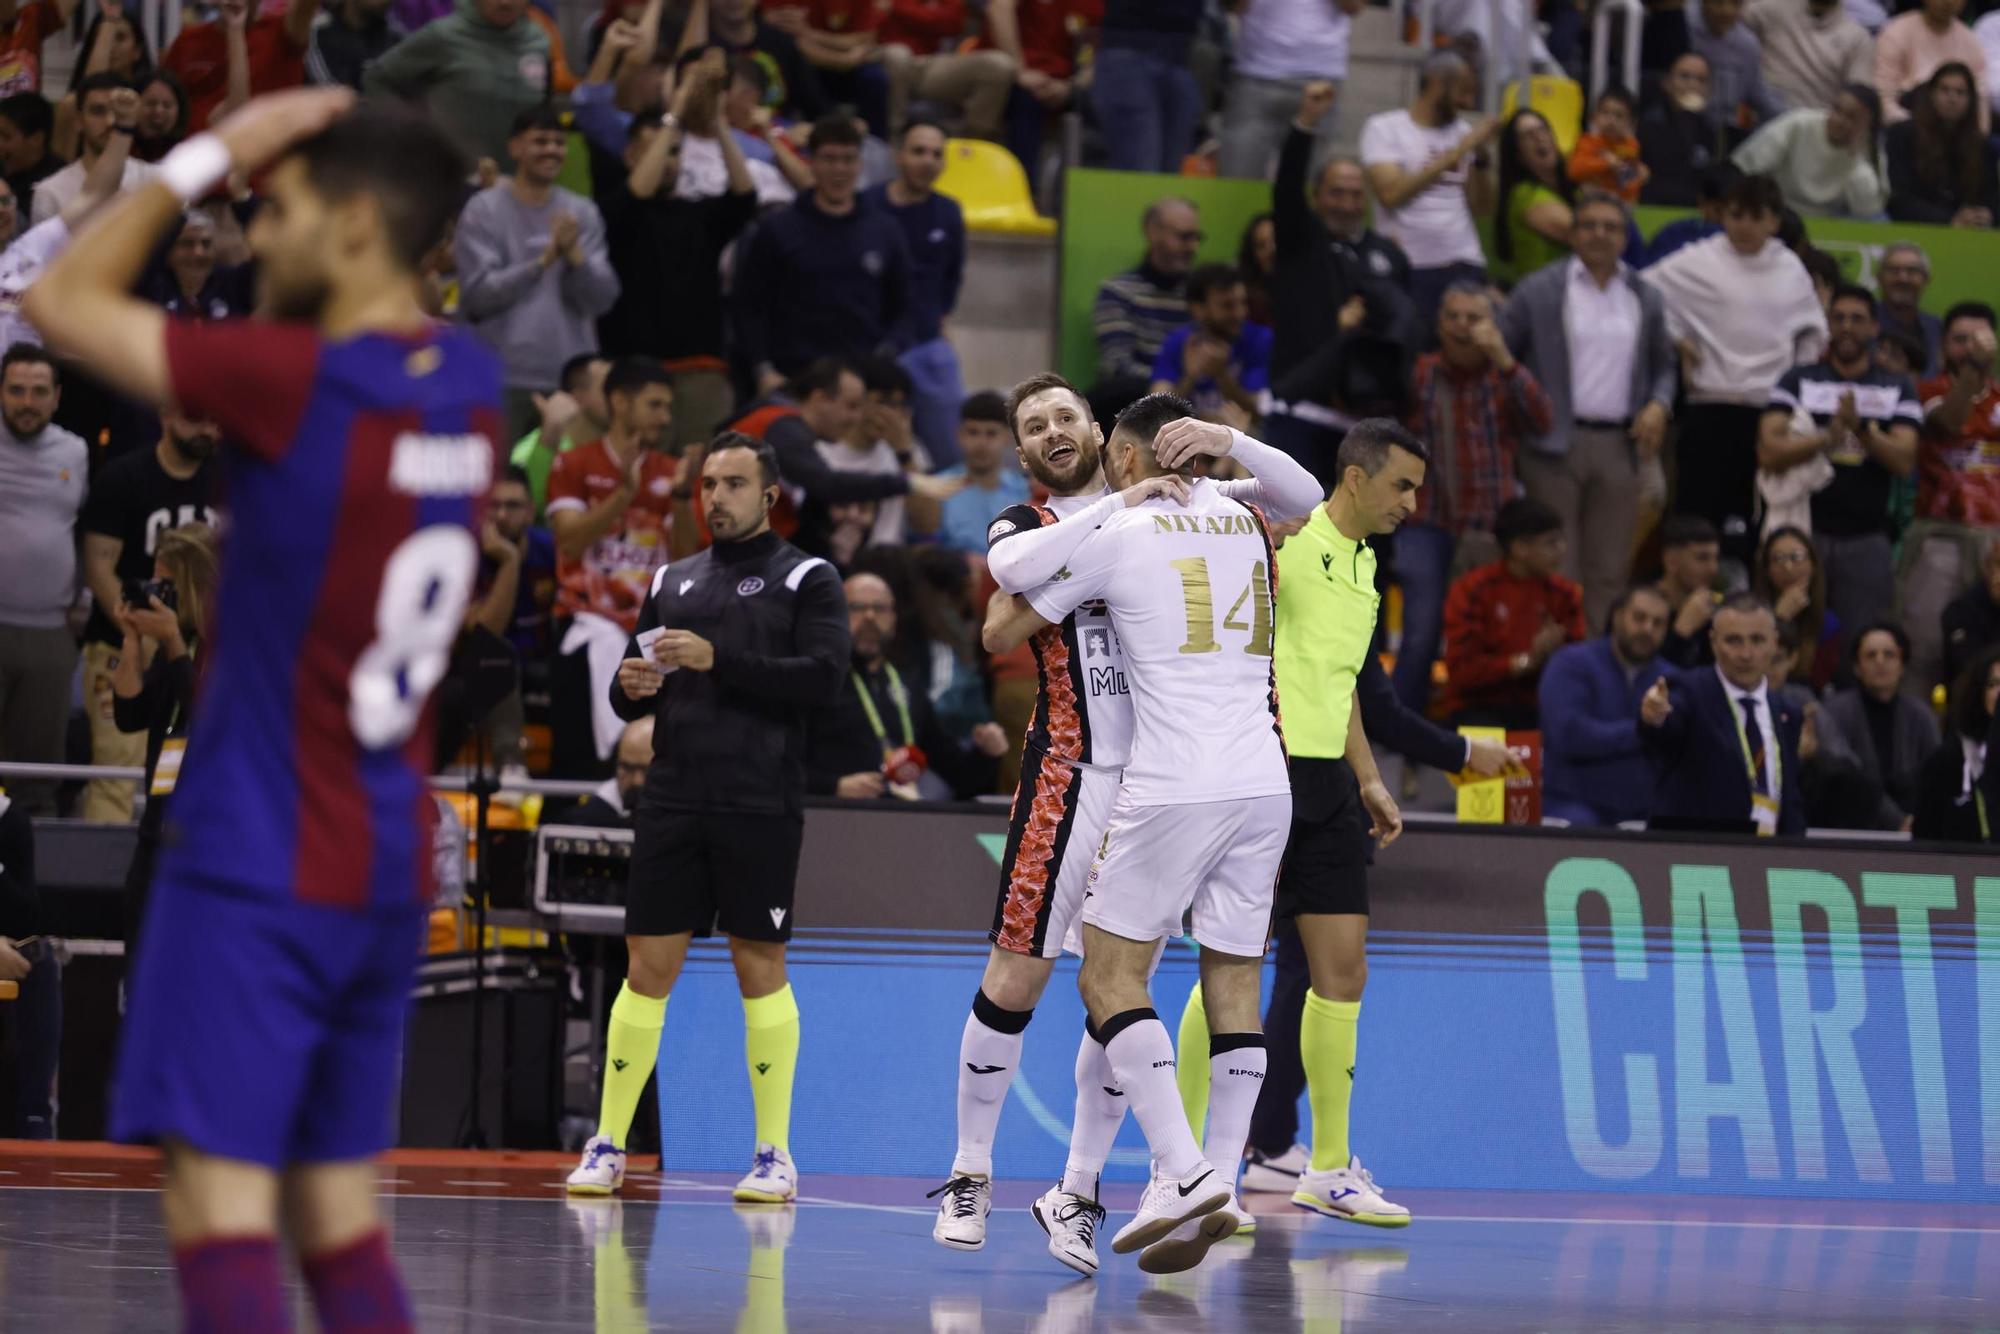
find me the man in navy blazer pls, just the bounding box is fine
[1640,593,1807,836]
[1539,585,1672,826]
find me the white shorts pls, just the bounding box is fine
[990,755,1120,960]
[1081,792,1291,959]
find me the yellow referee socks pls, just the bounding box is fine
[1302,991,1360,1172]
[742,985,801,1151]
[1175,982,1211,1138]
[599,983,668,1149]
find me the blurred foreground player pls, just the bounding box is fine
[566,433,849,1203]
[26,90,497,1333]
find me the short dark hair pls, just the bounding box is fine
[807,113,863,153]
[1943,300,1997,337]
[1695,161,1743,203]
[791,356,856,401]
[1949,643,2000,741]
[1004,371,1088,438]
[1877,327,1928,371]
[509,101,571,138]
[1849,619,1911,667]
[898,116,947,145]
[603,355,672,403]
[1594,84,1637,116]
[1495,497,1562,549]
[499,464,533,492]
[1715,590,1774,620]
[294,106,471,271]
[1828,281,1876,316]
[1610,582,1671,618]
[960,390,1008,426]
[76,71,134,103]
[0,92,52,140]
[1659,512,1720,551]
[707,428,782,488]
[1335,418,1429,480]
[559,353,603,394]
[1798,246,1841,294]
[731,55,771,95]
[858,354,912,401]
[1185,262,1243,305]
[1110,393,1194,463]
[1721,172,1784,218]
[1,340,58,385]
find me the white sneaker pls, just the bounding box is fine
[1221,1194,1256,1236]
[566,1135,626,1196]
[1110,1161,1230,1255]
[1291,1154,1410,1227]
[1032,1185,1107,1276]
[929,1174,991,1250]
[1136,1187,1246,1276]
[1239,1142,1308,1194]
[733,1143,799,1203]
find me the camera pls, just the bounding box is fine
[121,577,179,612]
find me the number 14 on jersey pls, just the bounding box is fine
[1172,557,1273,656]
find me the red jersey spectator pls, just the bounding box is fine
[0,0,73,97]
[545,357,685,632]
[979,0,1099,79]
[1438,497,1587,728]
[1918,301,2000,527]
[163,0,316,132]
[877,0,1015,139]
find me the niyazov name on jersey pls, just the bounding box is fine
[1151,512,1259,536]
[389,432,494,497]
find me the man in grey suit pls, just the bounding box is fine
[1499,188,1678,632]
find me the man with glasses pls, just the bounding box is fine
[1500,188,1678,634]
[1092,197,1204,416]
[1877,242,1941,376]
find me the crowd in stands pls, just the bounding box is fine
[0,0,1992,868]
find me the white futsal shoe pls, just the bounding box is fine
[1291,1154,1411,1227]
[1135,1192,1243,1275]
[734,1143,799,1203]
[1032,1185,1108,1276]
[1110,1160,1231,1255]
[929,1174,992,1250]
[565,1135,626,1196]
[1239,1142,1309,1194]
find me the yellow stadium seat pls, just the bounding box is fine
[936,138,1057,237]
[1500,76,1585,155]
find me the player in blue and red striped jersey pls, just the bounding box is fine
[26,89,497,1334]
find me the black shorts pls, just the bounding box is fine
[625,802,805,942]
[1275,757,1372,920]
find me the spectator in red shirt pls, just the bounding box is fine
[877,0,1016,141]
[1390,279,1554,717]
[763,0,897,136]
[1438,497,1587,729]
[163,0,315,132]
[1903,299,2000,690]
[0,0,75,98]
[979,0,1098,169]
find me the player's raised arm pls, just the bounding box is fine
[24,87,355,406]
[1160,419,1324,521]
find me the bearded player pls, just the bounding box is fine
[927,373,1319,1275]
[26,90,495,1332]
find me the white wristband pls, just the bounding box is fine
[158,134,232,204]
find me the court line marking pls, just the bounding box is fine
[5,1186,1997,1234]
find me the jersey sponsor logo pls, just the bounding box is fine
[987,517,1017,543]
[1088,666,1128,698]
[405,346,443,377]
[1150,512,1259,535]
[679,579,695,595]
[769,907,787,927]
[1322,552,1334,573]
[388,432,494,497]
[737,576,765,596]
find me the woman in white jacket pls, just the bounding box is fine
[1646,172,1828,567]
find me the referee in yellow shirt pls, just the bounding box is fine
[1183,418,1431,1226]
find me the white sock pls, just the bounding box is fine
[1101,1010,1204,1181]
[1203,1035,1267,1195]
[952,994,1030,1178]
[1061,1026,1129,1198]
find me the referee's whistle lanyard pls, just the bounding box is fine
[852,663,913,757]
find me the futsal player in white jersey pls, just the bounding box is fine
[928,374,1319,1277]
[1007,393,1295,1275]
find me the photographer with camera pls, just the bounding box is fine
[77,409,218,823]
[108,522,217,964]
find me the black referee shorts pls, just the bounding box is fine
[624,798,805,942]
[1275,757,1373,920]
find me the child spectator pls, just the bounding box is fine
[1568,85,1649,203]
